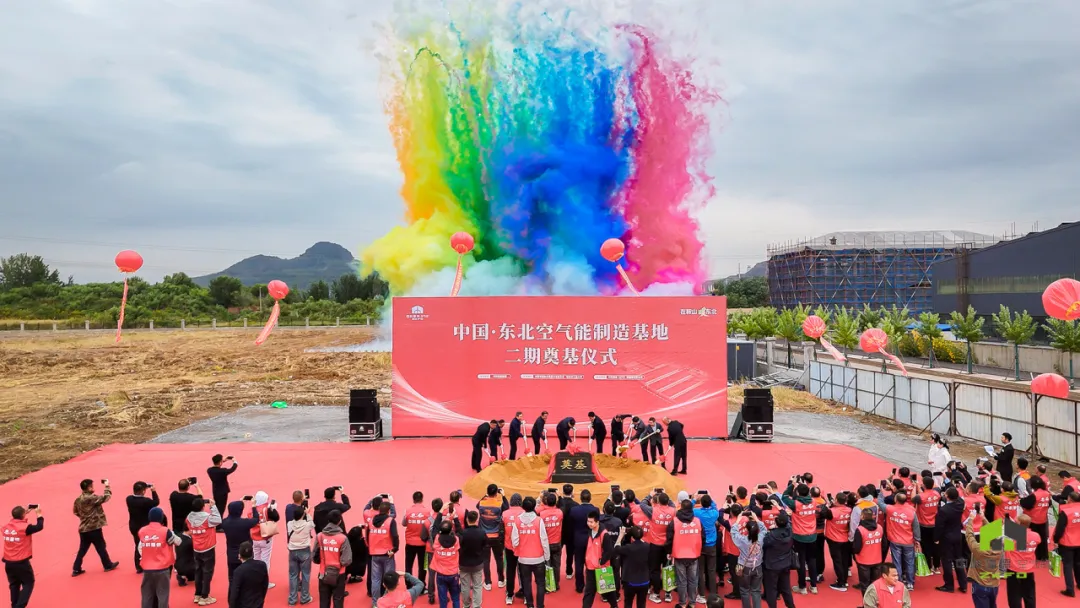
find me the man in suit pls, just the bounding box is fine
[556,417,576,450]
[630,417,649,461]
[995,432,1015,483]
[646,418,665,464]
[471,421,494,472]
[530,412,548,455]
[487,419,505,460]
[663,417,688,475]
[610,414,632,456]
[588,412,607,455]
[568,490,600,593]
[556,485,578,580]
[508,412,525,460]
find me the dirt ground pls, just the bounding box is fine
[0,328,389,482]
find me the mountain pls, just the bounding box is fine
[193,242,358,290]
[724,261,768,282]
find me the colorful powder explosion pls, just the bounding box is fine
[362,3,719,296]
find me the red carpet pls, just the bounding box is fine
[0,439,1069,607]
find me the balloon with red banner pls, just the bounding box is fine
[255,280,289,346]
[114,250,143,343]
[859,327,909,376]
[801,314,846,362]
[449,232,475,297]
[600,238,639,295]
[1032,373,1070,399]
[1043,278,1080,321]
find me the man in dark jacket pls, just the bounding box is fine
[646,419,665,465]
[762,511,795,608]
[508,413,525,460]
[556,417,576,450]
[169,479,202,586]
[934,486,968,593]
[220,499,260,582]
[313,487,352,533]
[488,420,505,460]
[457,510,488,608]
[630,417,649,461]
[472,421,494,472]
[126,481,159,573]
[531,412,548,455]
[229,541,268,608]
[569,490,600,592]
[557,485,578,580]
[589,412,608,454]
[609,414,632,456]
[995,433,1016,486]
[663,417,688,475]
[207,454,238,515]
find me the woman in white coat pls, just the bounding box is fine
[927,434,951,485]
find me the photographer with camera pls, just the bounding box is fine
[126,481,159,573]
[72,478,120,576]
[170,477,202,586]
[287,500,316,606]
[187,497,223,606]
[3,504,43,608]
[207,454,238,515]
[313,487,352,534]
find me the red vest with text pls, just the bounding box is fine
[503,506,524,554]
[886,504,916,546]
[585,530,607,570]
[403,505,432,547]
[1001,495,1020,521]
[722,516,739,556]
[430,537,460,575]
[761,509,780,531]
[1006,529,1041,573]
[855,527,883,565]
[317,532,346,574]
[138,523,176,571]
[250,503,270,542]
[647,504,676,546]
[872,579,905,606]
[1067,478,1080,493]
[916,490,940,527]
[516,517,545,559]
[631,509,651,540]
[369,517,394,555]
[791,500,818,537]
[363,508,378,539]
[963,495,987,533]
[825,506,851,543]
[189,513,217,552]
[1059,503,1080,547]
[1025,490,1051,525]
[1,519,33,562]
[672,519,702,559]
[377,585,414,608]
[538,506,564,543]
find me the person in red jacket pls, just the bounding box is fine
[1006,514,1039,606]
[641,492,676,604]
[582,512,622,608]
[314,510,353,608]
[402,492,432,586]
[820,491,852,591]
[3,505,43,608]
[138,507,183,608]
[538,493,565,592]
[880,492,920,590]
[1019,476,1052,561]
[1054,489,1080,597]
[910,477,941,575]
[861,562,910,608]
[851,509,883,591]
[370,501,402,605]
[186,497,223,606]
[512,496,551,608]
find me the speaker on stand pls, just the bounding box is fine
[349,388,382,441]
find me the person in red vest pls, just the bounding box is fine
[314,510,352,607]
[820,491,852,591]
[861,562,910,608]
[512,496,551,608]
[138,507,183,607]
[780,480,819,595]
[640,491,676,604]
[186,497,222,606]
[538,493,565,592]
[377,570,426,608]
[403,492,432,587]
[370,501,402,605]
[910,477,941,576]
[666,499,703,608]
[425,498,445,604]
[879,492,919,590]
[582,512,622,608]
[851,508,883,591]
[720,503,742,601]
[1019,476,1052,561]
[2,505,43,608]
[1054,489,1080,597]
[1060,471,1080,495]
[502,494,526,603]
[1003,513,1039,606]
[430,517,463,608]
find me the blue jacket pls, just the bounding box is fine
[693,505,719,547]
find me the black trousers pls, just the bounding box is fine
[1031,522,1050,561]
[72,528,113,571]
[130,528,143,572]
[670,441,687,474]
[4,559,34,608]
[855,563,880,590]
[647,544,666,595]
[484,538,506,585]
[227,558,241,582]
[1060,545,1080,593]
[594,436,606,455]
[725,554,741,597]
[505,551,520,596]
[649,443,662,464]
[194,550,215,598]
[214,491,229,517]
[921,525,940,569]
[583,568,619,608]
[826,538,850,586]
[698,546,717,596]
[762,568,794,608]
[565,538,575,576]
[319,573,347,608]
[548,543,563,589]
[813,534,826,579]
[471,440,484,472]
[623,583,648,608]
[1005,569,1035,607]
[518,562,546,608]
[405,545,427,583]
[793,541,817,589]
[509,436,521,460]
[611,436,624,457]
[558,433,570,450]
[639,442,649,462]
[575,542,589,592]
[532,437,543,455]
[940,537,968,591]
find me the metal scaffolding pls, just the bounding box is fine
[767,231,1001,313]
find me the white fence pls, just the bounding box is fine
[807,360,1080,466]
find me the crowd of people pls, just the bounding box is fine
[6,430,1080,608]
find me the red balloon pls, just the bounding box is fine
[859,328,889,353]
[802,315,826,339]
[1043,278,1080,321]
[450,232,475,255]
[600,238,625,263]
[267,280,289,301]
[115,250,143,274]
[1032,373,1071,399]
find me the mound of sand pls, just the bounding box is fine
[463,454,686,501]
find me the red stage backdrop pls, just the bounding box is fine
[391,296,727,438]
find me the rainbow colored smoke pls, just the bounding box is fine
[362,4,719,296]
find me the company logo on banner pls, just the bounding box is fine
[391,296,728,437]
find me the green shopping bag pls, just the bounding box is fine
[596,566,617,594]
[661,563,677,593]
[1050,551,1062,578]
[546,566,557,593]
[915,552,931,577]
[1050,502,1060,530]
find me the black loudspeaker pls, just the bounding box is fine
[349,389,380,424]
[740,387,774,442]
[350,389,378,405]
[350,420,383,441]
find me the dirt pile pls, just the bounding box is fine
[463,453,686,500]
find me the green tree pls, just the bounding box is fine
[0,254,61,290]
[727,311,748,337]
[723,277,769,308]
[992,305,1038,380]
[882,305,912,330]
[331,274,363,304]
[949,306,985,374]
[745,307,779,341]
[916,312,943,368]
[162,272,196,288]
[812,305,833,324]
[832,308,860,362]
[307,280,330,301]
[775,305,809,367]
[857,305,882,332]
[1045,318,1080,384]
[207,276,243,308]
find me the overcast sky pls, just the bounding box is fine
[1,0,1077,284]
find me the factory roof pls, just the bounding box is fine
[767,230,1002,256]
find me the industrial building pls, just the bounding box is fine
[767,231,1000,313]
[932,222,1079,319]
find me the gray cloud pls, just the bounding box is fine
[1,0,1077,283]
